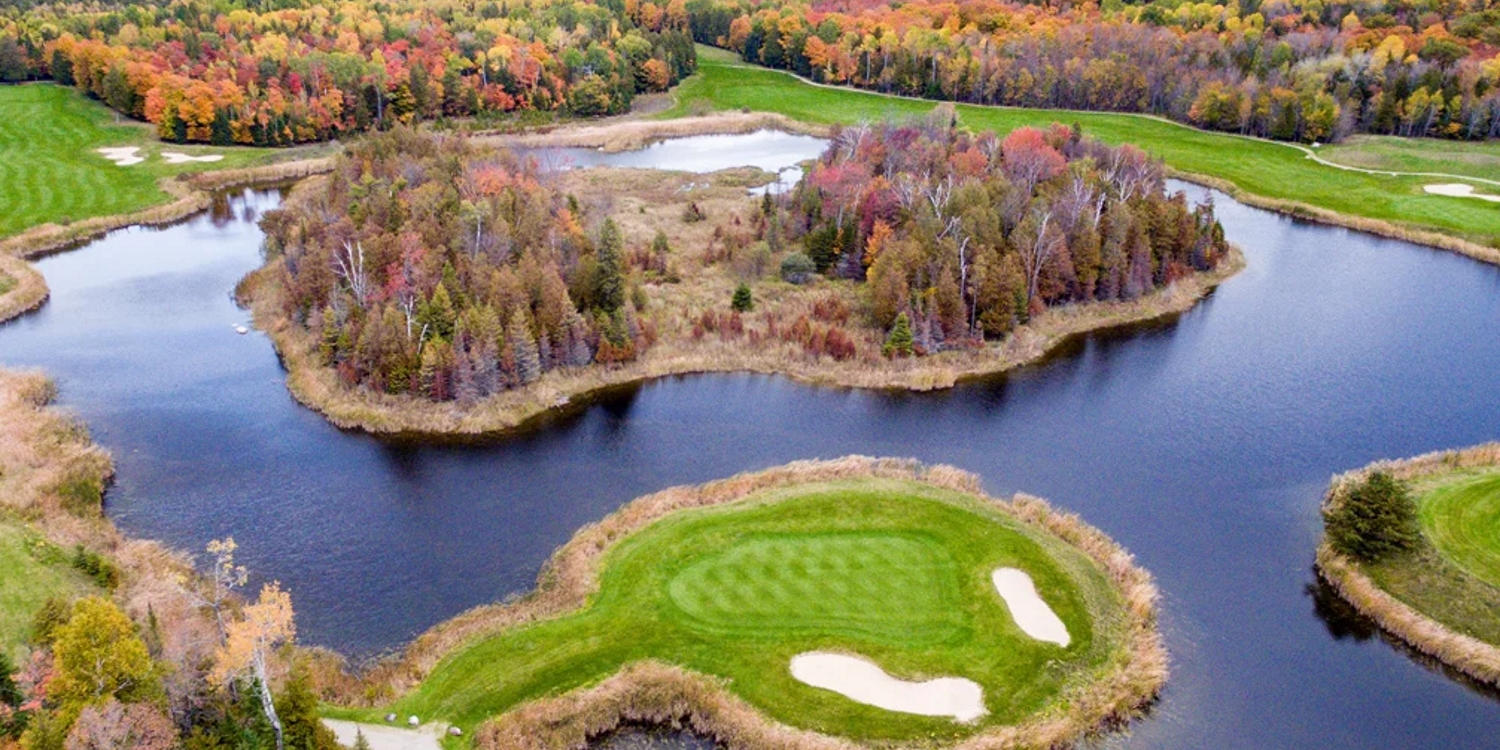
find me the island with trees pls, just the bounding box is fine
[243,116,1238,434]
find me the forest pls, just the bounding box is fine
[684,0,1500,142]
[0,0,696,144]
[257,116,1229,404]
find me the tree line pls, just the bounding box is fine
[685,0,1500,142]
[779,116,1231,354]
[0,0,696,144]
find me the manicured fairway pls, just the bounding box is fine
[389,478,1130,742]
[1419,471,1500,588]
[663,48,1500,246]
[0,522,94,660]
[1320,135,1500,184]
[0,84,329,238]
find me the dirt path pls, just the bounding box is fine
[322,719,444,750]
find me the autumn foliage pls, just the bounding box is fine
[1,0,696,144]
[687,0,1500,142]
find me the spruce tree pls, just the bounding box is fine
[883,312,914,357]
[1325,471,1421,562]
[508,311,542,385]
[594,219,625,313]
[731,283,754,312]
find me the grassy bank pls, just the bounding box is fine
[0,83,336,240]
[0,524,95,662]
[663,48,1500,254]
[347,458,1163,749]
[1317,444,1500,686]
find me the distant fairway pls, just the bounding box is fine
[1320,135,1500,184]
[1420,472,1500,589]
[382,476,1148,744]
[663,48,1500,248]
[0,84,328,239]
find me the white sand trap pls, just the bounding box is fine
[789,652,986,722]
[322,719,442,750]
[96,146,144,166]
[1423,183,1500,203]
[991,568,1070,647]
[161,151,225,164]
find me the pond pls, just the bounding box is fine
[523,128,827,193]
[3,141,1500,748]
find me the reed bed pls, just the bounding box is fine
[1316,442,1500,687]
[360,457,1165,750]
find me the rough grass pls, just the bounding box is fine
[0,522,94,662]
[1318,135,1500,183]
[341,458,1165,750]
[1317,443,1500,686]
[0,83,335,239]
[0,252,49,324]
[662,47,1500,249]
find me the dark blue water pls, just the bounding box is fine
[3,179,1500,749]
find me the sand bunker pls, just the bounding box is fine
[1423,183,1500,203]
[992,568,1070,647]
[161,151,225,164]
[789,652,986,722]
[96,147,144,166]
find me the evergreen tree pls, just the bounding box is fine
[594,219,625,313]
[731,283,754,312]
[1325,471,1422,562]
[507,311,542,385]
[354,729,372,750]
[276,666,339,750]
[883,312,914,357]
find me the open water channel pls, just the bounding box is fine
[3,131,1500,748]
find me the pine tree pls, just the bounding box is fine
[354,729,373,750]
[594,219,625,313]
[731,283,754,312]
[883,312,914,357]
[508,310,542,385]
[276,666,339,750]
[1325,471,1422,562]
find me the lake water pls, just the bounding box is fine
[3,140,1500,748]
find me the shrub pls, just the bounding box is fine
[71,546,121,590]
[731,284,754,312]
[1325,471,1421,562]
[779,253,816,284]
[680,202,705,223]
[30,597,73,646]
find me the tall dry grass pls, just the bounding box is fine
[1316,442,1500,687]
[0,253,48,324]
[356,457,1166,750]
[0,369,230,699]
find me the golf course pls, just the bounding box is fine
[664,47,1500,252]
[361,459,1163,748]
[1318,445,1500,686]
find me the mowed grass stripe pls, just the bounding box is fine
[387,479,1129,742]
[1420,471,1500,588]
[0,84,332,239]
[663,48,1500,245]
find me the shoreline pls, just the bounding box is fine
[240,247,1244,437]
[360,457,1166,750]
[1315,443,1500,687]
